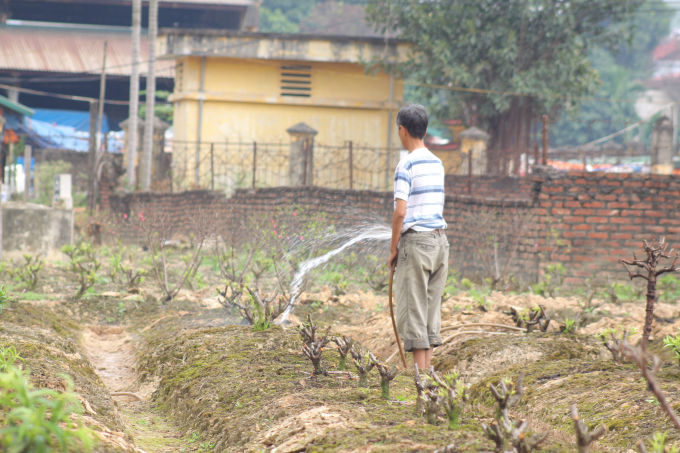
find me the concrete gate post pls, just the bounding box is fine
[287,122,317,186]
[652,115,673,175]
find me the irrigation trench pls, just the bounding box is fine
[81,325,187,452]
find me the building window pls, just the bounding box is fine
[281,65,312,98]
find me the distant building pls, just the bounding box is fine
[158,29,407,190]
[0,0,258,129]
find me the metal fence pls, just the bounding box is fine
[169,140,402,194]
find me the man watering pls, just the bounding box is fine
[387,104,448,370]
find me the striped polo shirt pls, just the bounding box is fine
[394,147,447,233]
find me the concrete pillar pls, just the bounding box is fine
[287,123,317,186]
[53,174,73,209]
[7,89,18,104]
[652,115,673,175]
[23,145,31,201]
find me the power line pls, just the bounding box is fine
[0,82,169,106]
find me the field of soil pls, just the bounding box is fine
[1,248,679,453]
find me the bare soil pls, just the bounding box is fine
[1,262,679,452]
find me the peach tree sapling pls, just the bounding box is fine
[298,314,331,376]
[663,329,680,367]
[430,370,469,430]
[369,351,400,400]
[332,335,352,371]
[350,347,374,388]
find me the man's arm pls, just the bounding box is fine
[388,199,406,271]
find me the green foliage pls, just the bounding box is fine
[603,280,641,304]
[259,0,315,33]
[8,254,44,290]
[659,274,680,303]
[0,346,24,372]
[139,90,173,125]
[562,318,577,334]
[643,432,679,453]
[0,365,95,452]
[552,0,672,146]
[34,160,73,207]
[663,329,680,367]
[364,254,389,293]
[61,243,102,299]
[0,285,9,315]
[366,0,647,144]
[328,272,348,296]
[532,263,565,298]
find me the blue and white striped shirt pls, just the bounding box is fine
[394,148,447,233]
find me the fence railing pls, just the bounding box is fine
[169,140,402,194]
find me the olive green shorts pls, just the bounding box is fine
[394,231,449,352]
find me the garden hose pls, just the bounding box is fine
[388,268,408,369]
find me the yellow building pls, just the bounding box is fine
[158,30,408,191]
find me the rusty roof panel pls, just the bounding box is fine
[0,23,175,78]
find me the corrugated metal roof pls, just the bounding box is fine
[0,23,175,78]
[156,0,251,4]
[0,94,34,116]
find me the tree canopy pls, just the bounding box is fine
[365,0,657,171]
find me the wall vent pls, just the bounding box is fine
[281,65,312,98]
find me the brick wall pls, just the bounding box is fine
[445,175,533,199]
[532,170,680,285]
[103,169,680,286]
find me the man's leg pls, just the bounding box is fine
[413,346,435,369]
[395,236,431,358]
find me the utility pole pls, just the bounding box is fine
[23,144,31,201]
[127,0,141,190]
[141,0,158,191]
[89,41,107,213]
[87,100,98,205]
[541,114,549,165]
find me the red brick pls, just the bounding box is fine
[563,216,585,223]
[596,225,618,231]
[564,201,582,208]
[596,209,620,216]
[572,224,593,231]
[585,216,608,223]
[552,208,571,216]
[621,210,642,217]
[572,208,596,216]
[587,232,609,239]
[623,180,643,187]
[540,201,553,208]
[573,256,594,262]
[611,233,632,240]
[583,201,605,208]
[644,210,664,217]
[573,239,596,246]
[563,231,586,238]
[631,203,653,210]
[608,202,629,209]
[620,225,642,232]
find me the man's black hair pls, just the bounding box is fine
[396,104,428,140]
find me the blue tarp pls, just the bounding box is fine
[30,108,109,133]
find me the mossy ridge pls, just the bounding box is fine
[469,353,680,450]
[0,311,128,451]
[433,333,608,380]
[2,302,81,339]
[138,325,581,452]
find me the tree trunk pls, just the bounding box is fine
[643,273,657,348]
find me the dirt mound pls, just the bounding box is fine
[0,302,135,452]
[469,352,680,451]
[433,334,609,384]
